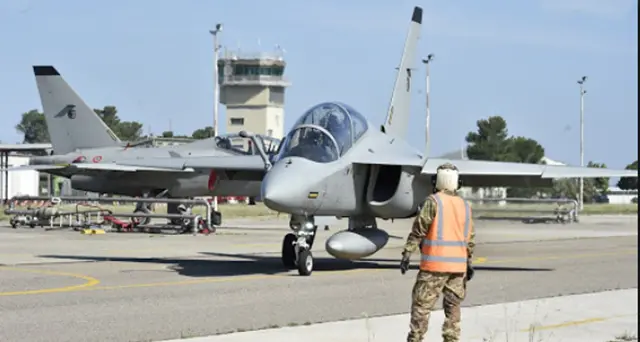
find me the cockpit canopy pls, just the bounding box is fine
[279,102,369,163]
[215,134,281,156]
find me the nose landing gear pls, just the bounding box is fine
[281,215,318,276]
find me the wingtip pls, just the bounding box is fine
[411,6,423,24]
[33,65,59,76]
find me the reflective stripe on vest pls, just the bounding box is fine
[419,193,471,273]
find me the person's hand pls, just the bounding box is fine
[465,259,474,281]
[400,252,411,275]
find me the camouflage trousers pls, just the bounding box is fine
[407,270,467,342]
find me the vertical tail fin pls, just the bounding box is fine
[381,6,422,138]
[33,66,121,155]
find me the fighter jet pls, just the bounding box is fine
[35,6,637,276]
[8,66,280,221]
[252,6,638,275]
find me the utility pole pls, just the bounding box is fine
[210,23,223,212]
[421,54,434,157]
[577,76,587,211]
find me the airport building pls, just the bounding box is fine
[218,48,290,151]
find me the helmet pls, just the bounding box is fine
[434,163,461,192]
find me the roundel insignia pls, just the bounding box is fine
[207,170,218,191]
[92,156,102,163]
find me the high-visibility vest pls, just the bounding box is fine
[420,192,472,273]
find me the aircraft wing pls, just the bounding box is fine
[113,155,269,172]
[3,163,194,173]
[69,163,194,172]
[421,158,638,188]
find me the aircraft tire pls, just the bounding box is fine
[281,233,297,269]
[297,249,313,276]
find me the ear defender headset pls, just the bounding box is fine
[430,174,463,191]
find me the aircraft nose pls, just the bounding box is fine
[261,158,319,214]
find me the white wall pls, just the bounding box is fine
[1,156,39,199]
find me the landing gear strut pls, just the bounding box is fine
[281,215,318,276]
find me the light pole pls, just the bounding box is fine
[210,23,223,212]
[577,76,587,211]
[421,54,434,157]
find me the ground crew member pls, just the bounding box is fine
[400,162,476,342]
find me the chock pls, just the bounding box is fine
[81,228,106,235]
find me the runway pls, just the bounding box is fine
[0,216,637,342]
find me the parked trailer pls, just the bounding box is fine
[6,196,214,234]
[463,197,579,223]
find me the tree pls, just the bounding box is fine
[465,116,546,198]
[586,161,609,193]
[191,126,215,140]
[16,105,145,145]
[162,131,174,138]
[507,136,545,164]
[16,110,50,143]
[94,106,143,142]
[549,162,609,203]
[465,116,513,161]
[617,160,638,190]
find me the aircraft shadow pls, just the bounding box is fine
[475,216,565,224]
[36,253,552,278]
[37,253,395,278]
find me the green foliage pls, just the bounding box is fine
[507,136,545,163]
[93,106,143,141]
[16,106,144,143]
[586,161,609,193]
[465,116,513,162]
[465,115,545,198]
[16,106,211,144]
[15,109,50,143]
[617,160,638,190]
[191,126,215,140]
[548,161,609,202]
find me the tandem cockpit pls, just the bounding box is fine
[278,102,369,163]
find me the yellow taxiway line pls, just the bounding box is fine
[0,266,100,296]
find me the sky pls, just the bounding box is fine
[0,0,637,169]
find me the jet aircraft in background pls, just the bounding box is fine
[7,66,280,223]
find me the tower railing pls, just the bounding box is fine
[220,74,290,85]
[222,49,285,61]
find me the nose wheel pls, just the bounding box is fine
[281,233,297,269]
[281,216,318,276]
[297,249,313,276]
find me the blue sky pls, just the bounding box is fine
[1,0,637,168]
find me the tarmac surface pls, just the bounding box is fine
[0,215,637,342]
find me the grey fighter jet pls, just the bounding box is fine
[8,66,279,221]
[253,6,638,275]
[42,6,637,275]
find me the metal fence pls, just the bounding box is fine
[463,197,579,223]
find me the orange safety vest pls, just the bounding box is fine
[420,192,472,273]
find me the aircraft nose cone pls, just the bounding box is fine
[261,158,316,214]
[262,183,292,212]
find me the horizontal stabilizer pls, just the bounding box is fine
[3,165,68,172]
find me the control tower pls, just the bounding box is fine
[218,48,290,150]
